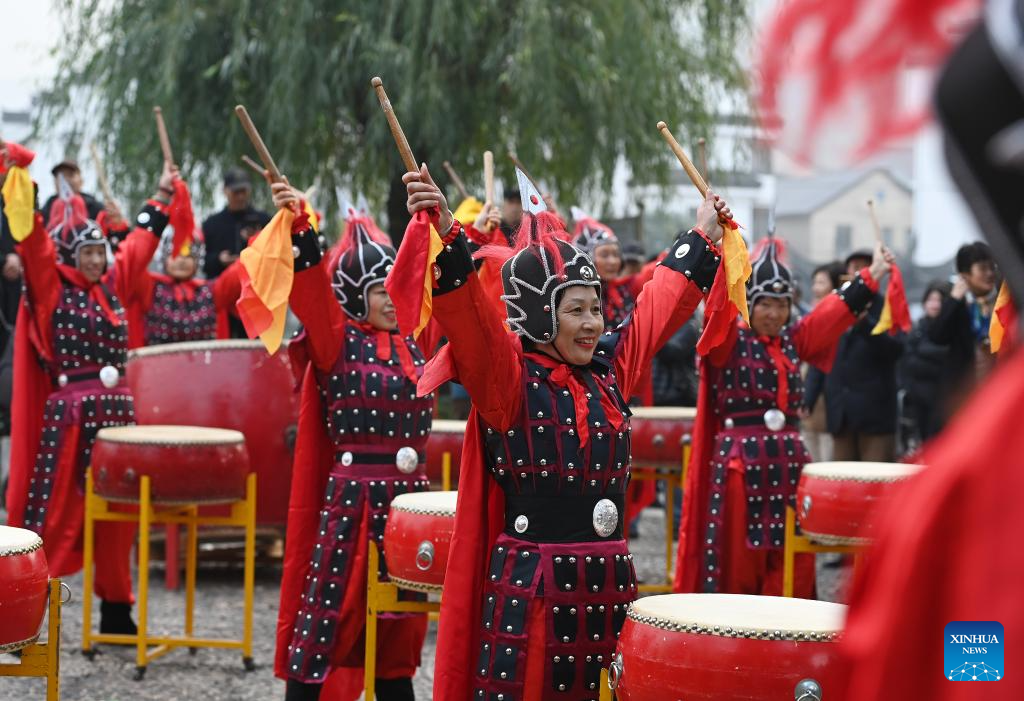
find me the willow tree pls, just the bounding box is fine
[39,0,748,240]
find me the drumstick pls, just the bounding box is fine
[89,142,116,205]
[442,161,470,200]
[153,106,174,166]
[508,151,542,193]
[234,105,282,182]
[240,154,265,178]
[656,121,708,197]
[866,199,884,245]
[483,150,495,204]
[370,77,418,172]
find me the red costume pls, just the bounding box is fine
[428,181,720,700]
[5,190,169,603]
[274,212,440,700]
[675,240,880,597]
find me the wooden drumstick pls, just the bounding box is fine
[508,151,542,193]
[483,150,495,204]
[89,142,116,205]
[153,106,174,166]
[443,161,470,200]
[234,105,282,182]
[867,199,884,244]
[698,137,708,182]
[240,154,265,177]
[370,77,418,172]
[656,121,708,197]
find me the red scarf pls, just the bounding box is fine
[758,334,796,412]
[56,264,122,326]
[529,352,624,446]
[351,320,418,382]
[151,272,203,303]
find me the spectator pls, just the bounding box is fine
[201,167,271,280]
[621,241,646,277]
[802,261,844,461]
[927,241,998,416]
[652,317,699,407]
[899,281,952,446]
[498,187,523,243]
[40,159,104,223]
[825,252,904,461]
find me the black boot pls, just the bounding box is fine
[99,600,138,635]
[375,676,414,701]
[284,679,322,701]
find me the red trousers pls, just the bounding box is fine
[720,461,816,598]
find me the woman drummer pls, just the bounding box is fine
[675,237,893,598]
[405,165,728,700]
[271,183,439,701]
[5,160,179,634]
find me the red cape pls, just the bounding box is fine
[840,349,1024,699]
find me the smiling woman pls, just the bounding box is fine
[403,164,727,701]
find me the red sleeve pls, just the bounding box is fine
[212,259,243,311]
[289,263,346,372]
[793,268,880,370]
[109,226,160,304]
[415,317,445,361]
[613,266,706,400]
[431,274,523,431]
[15,214,59,353]
[707,317,740,368]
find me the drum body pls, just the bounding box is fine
[92,425,249,504]
[628,407,696,469]
[613,594,847,701]
[424,420,465,486]
[383,491,457,591]
[797,461,922,545]
[0,526,49,652]
[126,340,299,524]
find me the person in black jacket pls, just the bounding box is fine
[926,241,997,419]
[825,254,904,461]
[652,316,699,407]
[201,167,271,280]
[900,281,952,447]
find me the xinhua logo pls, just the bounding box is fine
[945,621,1004,681]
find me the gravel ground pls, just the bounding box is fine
[0,505,846,700]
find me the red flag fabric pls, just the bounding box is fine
[0,141,36,173]
[167,178,195,256]
[385,209,442,339]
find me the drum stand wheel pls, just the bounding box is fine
[80,471,258,678]
[0,579,67,700]
[782,506,863,598]
[363,541,440,700]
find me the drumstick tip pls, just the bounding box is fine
[656,121,668,131]
[153,106,162,114]
[371,76,383,88]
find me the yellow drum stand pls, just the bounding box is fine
[81,471,257,679]
[0,579,66,700]
[781,506,861,598]
[632,442,690,593]
[363,541,440,700]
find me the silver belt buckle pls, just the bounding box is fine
[395,446,419,474]
[592,498,619,538]
[763,408,787,432]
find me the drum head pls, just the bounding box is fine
[431,419,466,434]
[0,525,43,555]
[128,338,274,360]
[802,461,922,482]
[390,491,458,515]
[630,594,845,639]
[96,425,245,445]
[629,406,698,420]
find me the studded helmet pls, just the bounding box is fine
[746,237,793,307]
[571,207,619,256]
[329,211,395,321]
[47,178,108,267]
[156,227,206,271]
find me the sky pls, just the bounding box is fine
[0,1,58,114]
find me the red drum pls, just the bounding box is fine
[0,526,49,653]
[127,340,299,525]
[611,594,848,701]
[92,425,250,505]
[383,491,457,592]
[629,407,697,469]
[425,419,466,486]
[798,461,923,545]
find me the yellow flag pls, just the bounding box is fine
[723,223,751,323]
[990,281,1013,353]
[453,197,484,227]
[1,166,35,242]
[417,224,444,338]
[872,295,893,335]
[303,201,320,233]
[237,208,295,354]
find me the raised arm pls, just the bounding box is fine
[611,191,729,399]
[16,212,60,350]
[404,166,522,429]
